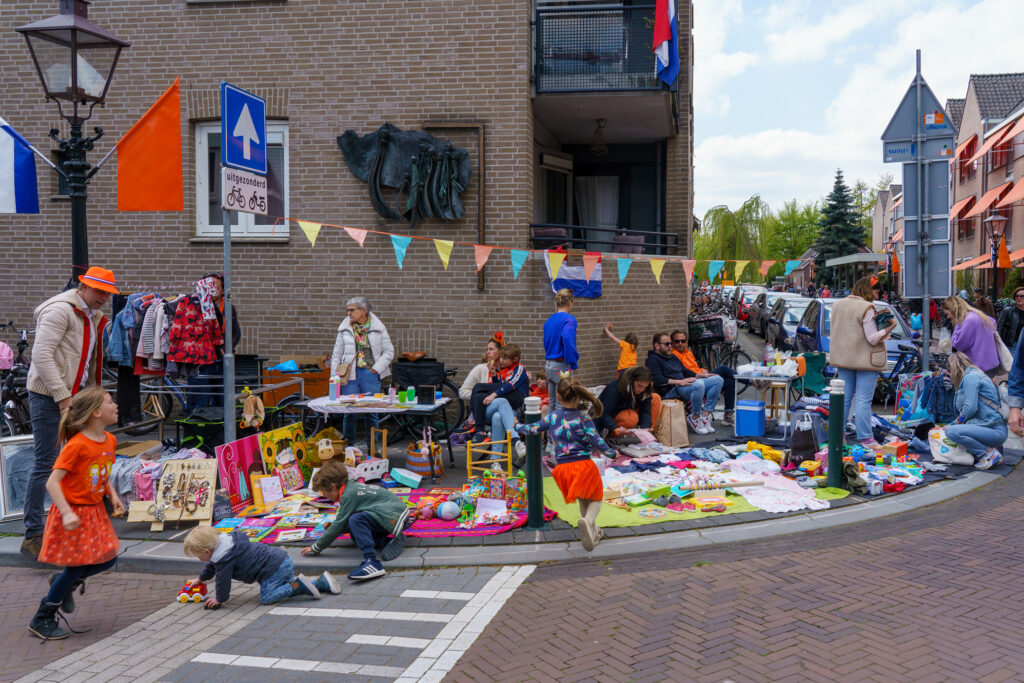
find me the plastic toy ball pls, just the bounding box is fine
[178,582,208,603]
[437,501,461,520]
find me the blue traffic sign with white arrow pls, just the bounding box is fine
[221,82,267,175]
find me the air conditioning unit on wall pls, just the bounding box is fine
[540,153,573,172]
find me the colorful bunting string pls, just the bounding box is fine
[279,217,816,286]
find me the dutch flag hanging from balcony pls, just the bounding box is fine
[653,0,679,87]
[0,116,39,214]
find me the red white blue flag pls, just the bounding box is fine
[0,116,39,214]
[653,0,679,87]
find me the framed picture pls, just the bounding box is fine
[1,434,37,522]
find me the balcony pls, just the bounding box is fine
[534,5,660,94]
[529,223,680,255]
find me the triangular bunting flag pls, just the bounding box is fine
[547,250,566,281]
[433,239,454,270]
[734,260,750,281]
[474,244,494,272]
[583,253,601,282]
[344,227,368,245]
[759,260,776,278]
[650,259,666,284]
[708,260,725,282]
[681,260,696,284]
[390,234,412,268]
[510,250,530,279]
[298,221,321,247]
[784,259,802,276]
[891,253,900,273]
[617,257,633,284]
[999,236,1012,268]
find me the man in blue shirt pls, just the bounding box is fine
[543,289,579,410]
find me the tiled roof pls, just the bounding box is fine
[945,98,965,133]
[889,184,902,197]
[970,73,1024,120]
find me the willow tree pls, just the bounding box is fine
[695,195,770,282]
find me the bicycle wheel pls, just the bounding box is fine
[2,399,30,436]
[269,394,322,436]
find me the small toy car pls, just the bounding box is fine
[178,582,208,603]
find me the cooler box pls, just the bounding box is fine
[736,400,766,437]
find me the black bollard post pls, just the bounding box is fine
[524,396,546,530]
[826,378,845,489]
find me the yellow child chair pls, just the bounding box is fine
[466,431,514,478]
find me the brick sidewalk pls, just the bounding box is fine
[0,567,181,683]
[448,464,1024,682]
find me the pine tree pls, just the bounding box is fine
[812,169,865,286]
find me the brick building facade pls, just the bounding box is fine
[0,0,694,387]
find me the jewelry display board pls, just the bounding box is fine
[127,459,218,531]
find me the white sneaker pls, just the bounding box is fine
[699,415,715,434]
[687,414,702,433]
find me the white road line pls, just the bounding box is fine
[401,589,475,601]
[346,634,431,649]
[188,653,403,678]
[400,564,536,681]
[270,606,452,622]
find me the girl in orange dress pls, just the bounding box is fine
[28,387,123,641]
[515,378,614,552]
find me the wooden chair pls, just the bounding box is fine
[466,431,514,478]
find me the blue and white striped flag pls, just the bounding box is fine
[0,116,39,214]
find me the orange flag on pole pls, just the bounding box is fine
[891,253,900,273]
[117,78,182,211]
[999,236,1012,268]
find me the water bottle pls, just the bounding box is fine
[764,342,775,365]
[329,375,341,400]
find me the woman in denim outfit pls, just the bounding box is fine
[944,352,1007,470]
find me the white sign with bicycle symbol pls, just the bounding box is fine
[221,166,268,215]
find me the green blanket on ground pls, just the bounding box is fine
[543,478,849,528]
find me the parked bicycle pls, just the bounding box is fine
[1,322,32,436]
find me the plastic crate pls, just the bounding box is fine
[688,316,725,344]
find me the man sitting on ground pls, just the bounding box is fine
[669,329,736,426]
[644,332,721,434]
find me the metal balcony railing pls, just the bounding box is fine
[534,5,661,93]
[530,223,679,255]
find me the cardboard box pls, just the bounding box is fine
[881,441,908,458]
[264,354,330,405]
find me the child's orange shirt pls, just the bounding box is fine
[53,431,116,505]
[617,340,638,371]
[672,348,704,375]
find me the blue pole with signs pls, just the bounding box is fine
[219,83,268,446]
[880,51,955,370]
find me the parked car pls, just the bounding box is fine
[795,298,917,371]
[735,288,764,326]
[749,291,802,337]
[731,284,765,319]
[765,297,811,351]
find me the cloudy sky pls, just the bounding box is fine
[693,0,1022,218]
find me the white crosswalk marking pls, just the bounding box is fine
[180,565,536,682]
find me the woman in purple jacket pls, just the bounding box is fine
[944,296,1000,376]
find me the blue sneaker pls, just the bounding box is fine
[348,559,385,581]
[315,571,341,595]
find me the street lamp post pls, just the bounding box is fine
[984,213,1009,303]
[16,0,129,289]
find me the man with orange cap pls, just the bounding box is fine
[21,267,118,559]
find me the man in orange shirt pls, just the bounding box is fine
[669,329,737,426]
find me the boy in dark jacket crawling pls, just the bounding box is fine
[302,459,410,582]
[183,526,340,608]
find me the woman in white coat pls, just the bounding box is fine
[331,297,394,445]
